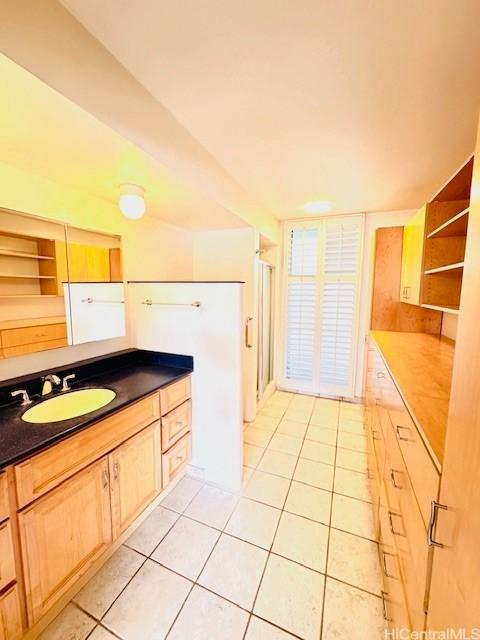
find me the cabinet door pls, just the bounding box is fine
[400,205,426,305]
[109,423,161,538]
[0,585,23,640]
[18,458,112,624]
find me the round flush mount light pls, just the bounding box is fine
[119,183,146,219]
[303,200,332,215]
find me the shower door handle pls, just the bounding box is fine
[245,317,254,348]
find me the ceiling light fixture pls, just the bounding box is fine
[303,200,332,215]
[119,183,146,219]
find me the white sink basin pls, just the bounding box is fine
[22,388,116,424]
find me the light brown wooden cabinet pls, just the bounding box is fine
[110,422,162,538]
[0,585,23,640]
[18,458,112,624]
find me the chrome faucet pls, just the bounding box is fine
[11,389,32,405]
[41,374,61,396]
[62,374,76,392]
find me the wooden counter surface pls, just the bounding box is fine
[371,330,455,468]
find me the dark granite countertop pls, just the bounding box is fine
[0,349,193,470]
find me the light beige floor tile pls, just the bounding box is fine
[259,404,287,419]
[184,485,238,530]
[336,448,368,473]
[334,467,371,502]
[243,470,290,508]
[293,458,334,491]
[38,604,95,640]
[244,443,265,468]
[268,433,303,456]
[244,426,273,447]
[151,516,220,580]
[168,585,249,640]
[337,431,368,453]
[161,476,204,513]
[254,555,324,640]
[309,411,339,429]
[199,534,267,609]
[243,466,255,488]
[315,398,339,409]
[225,498,281,549]
[284,481,332,524]
[269,394,292,407]
[74,546,144,618]
[338,418,366,434]
[340,403,365,419]
[257,449,297,479]
[88,627,117,640]
[245,616,298,639]
[272,512,329,572]
[327,529,382,595]
[300,440,336,465]
[125,506,179,555]
[250,415,280,431]
[283,409,312,423]
[276,419,308,438]
[306,426,337,446]
[103,560,191,640]
[322,578,384,640]
[331,494,376,540]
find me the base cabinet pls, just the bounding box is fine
[18,458,112,624]
[109,422,162,538]
[0,586,22,640]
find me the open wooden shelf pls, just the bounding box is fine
[426,207,469,239]
[0,294,58,299]
[0,249,55,260]
[422,303,460,315]
[0,273,57,279]
[424,262,464,275]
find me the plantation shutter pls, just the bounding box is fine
[282,215,363,398]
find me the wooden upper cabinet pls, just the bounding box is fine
[109,422,162,538]
[400,205,426,305]
[18,458,112,624]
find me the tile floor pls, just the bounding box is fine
[39,391,386,640]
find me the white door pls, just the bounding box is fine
[280,215,364,398]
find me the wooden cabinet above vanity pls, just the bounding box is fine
[0,351,193,638]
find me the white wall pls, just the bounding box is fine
[441,313,458,341]
[192,228,258,421]
[354,209,415,397]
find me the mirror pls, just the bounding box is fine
[0,208,125,359]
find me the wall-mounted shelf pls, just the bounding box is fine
[426,207,469,239]
[0,273,57,280]
[424,262,464,275]
[422,303,460,315]
[0,249,55,260]
[0,294,58,299]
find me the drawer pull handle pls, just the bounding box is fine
[175,455,185,463]
[381,591,392,622]
[388,511,403,536]
[396,425,411,441]
[427,500,448,548]
[371,429,381,441]
[175,421,185,428]
[113,461,120,480]
[382,551,396,579]
[390,469,402,489]
[102,469,109,490]
[35,332,47,338]
[376,372,386,379]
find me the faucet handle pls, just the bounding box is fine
[62,374,76,392]
[11,390,32,405]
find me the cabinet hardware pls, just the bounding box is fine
[374,397,382,406]
[245,317,254,348]
[381,591,392,622]
[388,510,403,536]
[34,332,47,338]
[427,500,448,548]
[396,425,411,441]
[390,469,402,489]
[175,420,185,428]
[141,299,200,307]
[175,455,184,462]
[113,461,120,480]
[376,372,386,379]
[102,469,109,490]
[404,286,411,299]
[382,551,396,579]
[372,429,381,441]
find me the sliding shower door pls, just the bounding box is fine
[257,261,274,401]
[280,215,364,399]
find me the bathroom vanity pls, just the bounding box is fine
[0,349,193,638]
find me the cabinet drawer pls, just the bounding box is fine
[0,473,8,523]
[160,376,191,415]
[0,521,16,592]
[161,400,192,452]
[162,433,192,487]
[3,338,68,358]
[1,323,67,348]
[15,393,160,508]
[388,407,439,528]
[0,585,23,640]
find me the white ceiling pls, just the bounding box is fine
[0,54,246,231]
[60,0,480,219]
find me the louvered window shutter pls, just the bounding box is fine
[282,216,363,398]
